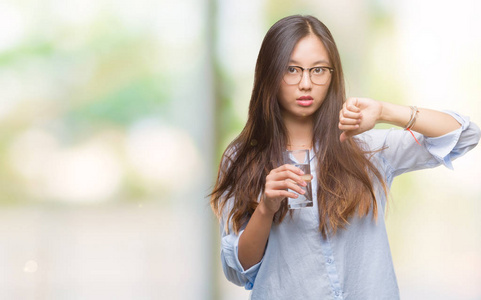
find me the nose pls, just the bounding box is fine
[298,69,312,90]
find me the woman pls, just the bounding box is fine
[210,15,480,299]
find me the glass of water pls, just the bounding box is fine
[283,149,313,209]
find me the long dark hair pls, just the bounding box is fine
[211,15,386,237]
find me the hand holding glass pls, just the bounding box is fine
[283,149,313,209]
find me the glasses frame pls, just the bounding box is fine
[283,65,334,86]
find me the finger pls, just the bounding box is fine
[340,126,362,142]
[265,189,299,200]
[338,123,360,131]
[339,116,361,126]
[300,174,313,182]
[345,97,357,106]
[274,164,304,176]
[353,98,359,107]
[264,189,300,201]
[340,131,350,143]
[270,170,307,187]
[268,179,306,195]
[351,97,360,109]
[345,98,361,112]
[341,107,362,119]
[349,104,361,113]
[341,112,362,121]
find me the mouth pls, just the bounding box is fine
[297,95,313,107]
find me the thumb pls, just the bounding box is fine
[340,131,350,143]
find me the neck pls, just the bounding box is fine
[283,115,314,150]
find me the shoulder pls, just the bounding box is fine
[222,143,240,163]
[219,142,244,175]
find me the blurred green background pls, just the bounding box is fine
[0,0,480,299]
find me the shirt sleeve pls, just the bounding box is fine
[218,198,263,290]
[359,111,480,180]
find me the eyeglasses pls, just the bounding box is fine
[283,66,334,85]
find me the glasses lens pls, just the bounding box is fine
[283,67,333,85]
[310,68,330,85]
[284,67,301,85]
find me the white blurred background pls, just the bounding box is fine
[0,0,479,299]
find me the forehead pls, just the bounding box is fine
[289,35,330,65]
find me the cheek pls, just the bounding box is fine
[315,86,330,102]
[278,83,291,97]
[277,85,293,106]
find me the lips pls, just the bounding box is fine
[297,95,313,107]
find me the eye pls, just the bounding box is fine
[287,66,298,74]
[312,67,324,75]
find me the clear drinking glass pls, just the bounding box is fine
[283,149,313,209]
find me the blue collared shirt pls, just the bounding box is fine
[218,111,480,300]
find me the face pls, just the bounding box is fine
[277,34,332,122]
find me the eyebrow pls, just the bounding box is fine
[289,59,330,65]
